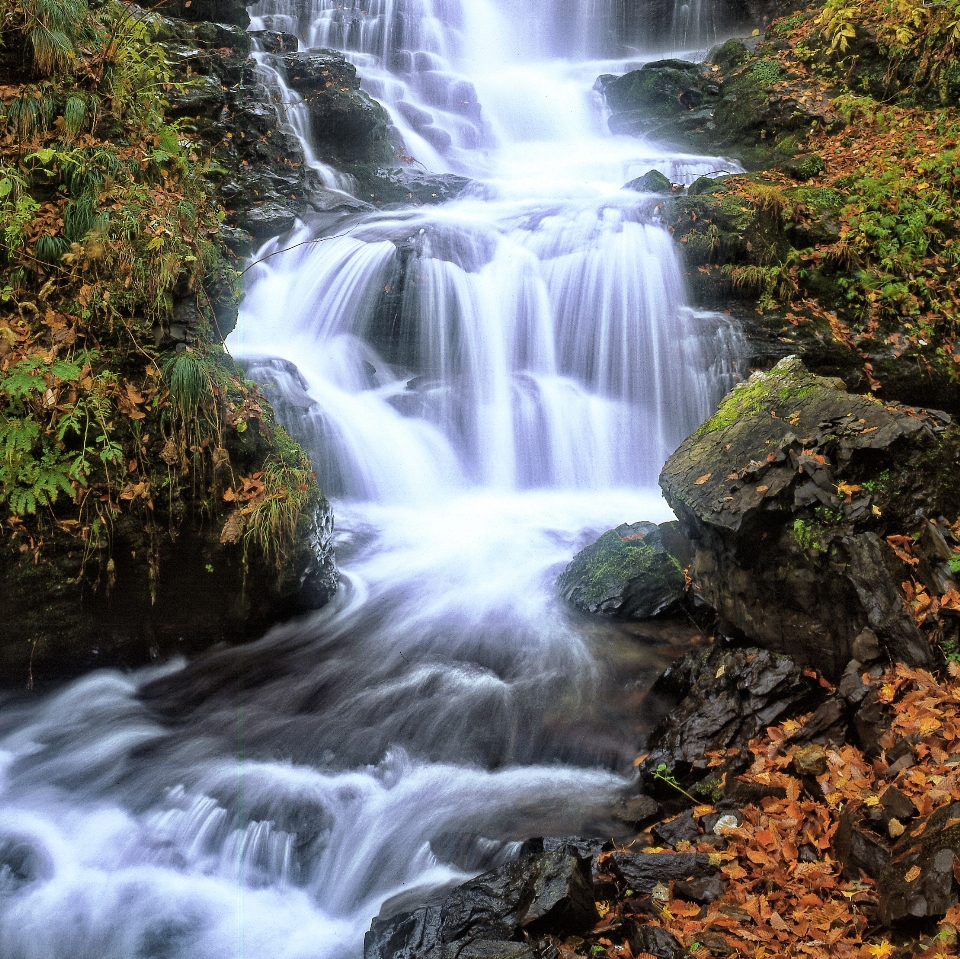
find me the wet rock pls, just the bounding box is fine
[628,924,691,959]
[660,357,958,678]
[601,60,722,152]
[834,810,891,881]
[248,29,299,53]
[283,51,396,165]
[879,801,960,923]
[624,169,672,193]
[641,645,817,788]
[557,522,684,619]
[155,0,249,27]
[239,202,298,241]
[364,848,598,959]
[652,810,699,848]
[882,787,919,823]
[611,795,662,828]
[674,875,725,904]
[608,851,716,892]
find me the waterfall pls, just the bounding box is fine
[0,2,746,958]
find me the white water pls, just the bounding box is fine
[0,2,746,957]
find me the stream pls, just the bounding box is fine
[0,1,745,956]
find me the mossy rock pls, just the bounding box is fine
[558,522,684,619]
[660,356,960,676]
[624,169,672,193]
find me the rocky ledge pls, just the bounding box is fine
[660,356,960,678]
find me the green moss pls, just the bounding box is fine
[749,58,785,89]
[570,530,683,607]
[787,186,844,211]
[695,358,832,435]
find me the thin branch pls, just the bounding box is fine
[238,226,358,276]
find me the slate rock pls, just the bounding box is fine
[652,810,699,848]
[834,810,891,881]
[558,521,684,619]
[673,875,725,904]
[612,794,662,828]
[609,851,716,892]
[629,923,691,959]
[641,645,817,787]
[364,848,597,959]
[660,357,954,678]
[879,800,960,923]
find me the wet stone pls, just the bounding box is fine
[608,852,716,892]
[652,810,699,848]
[673,875,725,904]
[879,800,960,923]
[833,810,890,881]
[628,923,690,959]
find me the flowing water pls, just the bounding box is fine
[0,3,746,957]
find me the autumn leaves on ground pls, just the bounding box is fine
[557,664,960,959]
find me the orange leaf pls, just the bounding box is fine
[695,473,712,485]
[905,865,922,882]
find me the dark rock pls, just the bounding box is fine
[879,801,960,923]
[837,660,870,705]
[641,645,817,787]
[239,203,298,241]
[788,696,847,745]
[283,51,396,165]
[364,849,598,959]
[834,810,891,881]
[652,810,699,848]
[557,522,685,619]
[608,852,716,892]
[660,357,954,678]
[673,875,725,904]
[612,795,662,828]
[881,787,919,823]
[155,0,249,27]
[249,30,299,54]
[624,169,672,193]
[659,520,695,568]
[628,924,691,959]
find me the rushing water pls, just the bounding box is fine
[0,3,746,957]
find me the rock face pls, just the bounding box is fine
[879,800,960,923]
[557,522,685,619]
[660,357,960,677]
[639,644,818,789]
[364,848,598,959]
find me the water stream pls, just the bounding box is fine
[0,3,745,956]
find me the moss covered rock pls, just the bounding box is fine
[660,357,960,677]
[557,522,685,619]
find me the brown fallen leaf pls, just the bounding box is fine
[695,473,712,485]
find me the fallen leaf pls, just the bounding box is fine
[695,473,712,485]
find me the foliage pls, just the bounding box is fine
[0,0,319,596]
[551,663,960,958]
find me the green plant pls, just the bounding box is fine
[653,762,699,803]
[749,58,785,88]
[793,518,827,557]
[861,469,892,492]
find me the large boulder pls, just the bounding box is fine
[283,51,397,165]
[364,847,598,959]
[660,356,960,677]
[557,522,685,619]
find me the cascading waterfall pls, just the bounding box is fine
[0,2,745,958]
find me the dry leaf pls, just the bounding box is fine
[695,473,712,485]
[888,818,905,838]
[220,512,241,545]
[905,865,922,882]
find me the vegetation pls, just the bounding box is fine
[0,0,321,624]
[676,2,960,396]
